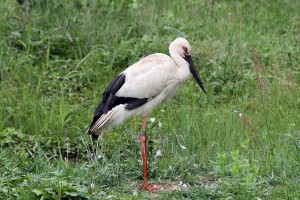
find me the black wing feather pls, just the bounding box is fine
[93,74,125,117]
[88,73,149,140]
[125,98,148,110]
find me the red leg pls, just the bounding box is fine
[138,115,159,192]
[142,115,148,130]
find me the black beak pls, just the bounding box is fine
[184,55,206,94]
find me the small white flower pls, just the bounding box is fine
[133,190,138,196]
[182,183,188,188]
[211,142,216,148]
[158,121,163,128]
[106,195,114,199]
[91,183,95,189]
[234,110,238,113]
[33,141,38,152]
[155,150,162,158]
[179,182,188,188]
[161,109,165,113]
[180,144,186,150]
[150,118,156,123]
[239,113,243,118]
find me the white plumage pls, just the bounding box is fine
[88,37,206,139]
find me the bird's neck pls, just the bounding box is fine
[169,49,185,66]
[170,50,191,81]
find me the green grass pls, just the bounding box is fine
[0,0,300,199]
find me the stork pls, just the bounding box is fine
[88,37,206,191]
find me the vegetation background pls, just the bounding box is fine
[0,0,299,199]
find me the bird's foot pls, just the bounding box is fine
[138,182,159,192]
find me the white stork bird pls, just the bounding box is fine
[88,37,206,191]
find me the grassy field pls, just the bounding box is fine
[0,0,299,199]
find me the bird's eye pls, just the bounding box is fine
[183,47,188,55]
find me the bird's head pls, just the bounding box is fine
[170,37,207,94]
[169,37,192,58]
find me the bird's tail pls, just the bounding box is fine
[87,128,99,141]
[87,126,99,141]
[88,116,100,141]
[91,132,99,141]
[88,105,125,141]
